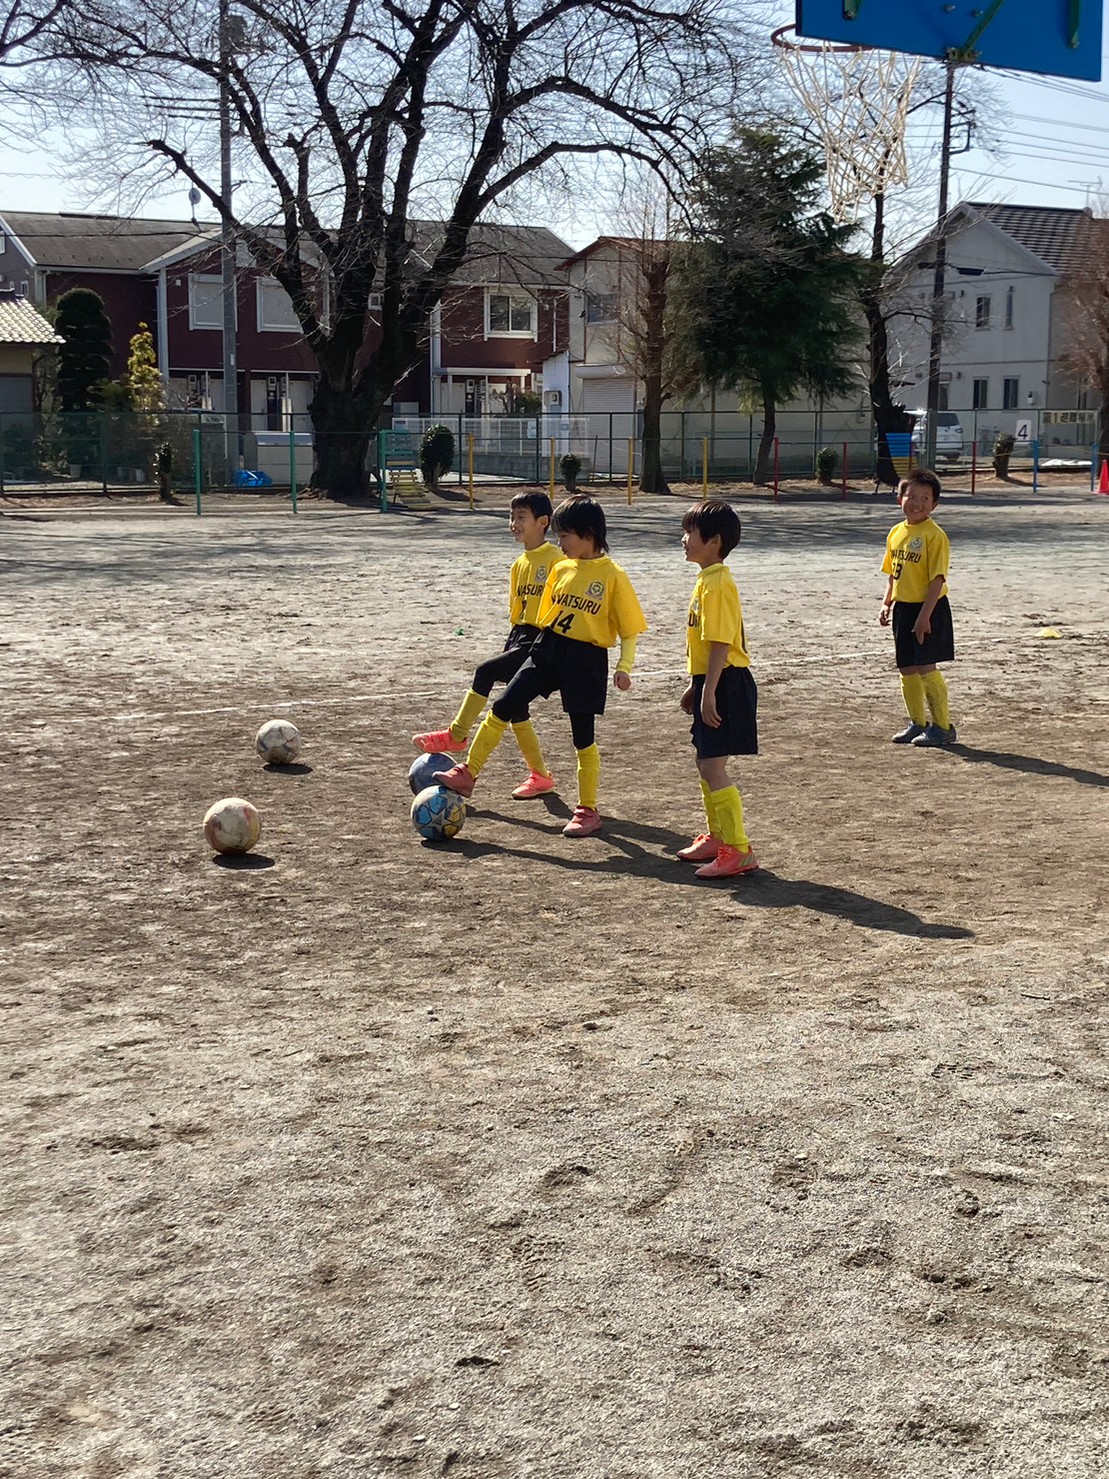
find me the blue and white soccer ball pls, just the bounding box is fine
[410,784,466,842]
[408,752,454,796]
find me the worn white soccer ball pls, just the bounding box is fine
[255,719,302,765]
[203,796,262,854]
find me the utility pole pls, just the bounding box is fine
[923,59,956,471]
[218,0,237,482]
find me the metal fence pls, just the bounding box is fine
[0,406,1101,499]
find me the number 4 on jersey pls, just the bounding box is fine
[553,613,574,636]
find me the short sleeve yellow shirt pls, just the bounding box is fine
[537,555,648,648]
[509,542,561,627]
[687,562,751,675]
[881,518,950,602]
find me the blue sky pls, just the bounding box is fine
[3,3,1109,239]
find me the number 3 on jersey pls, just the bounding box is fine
[552,612,574,636]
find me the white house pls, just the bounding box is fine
[887,202,1092,437]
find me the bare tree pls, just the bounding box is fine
[41,0,748,493]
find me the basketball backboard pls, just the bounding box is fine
[795,0,1103,82]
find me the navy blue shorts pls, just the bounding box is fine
[892,596,955,669]
[690,667,758,758]
[493,630,608,721]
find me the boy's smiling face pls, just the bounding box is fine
[899,480,938,525]
[509,508,549,549]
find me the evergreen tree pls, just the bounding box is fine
[55,288,113,412]
[674,129,865,484]
[125,323,165,412]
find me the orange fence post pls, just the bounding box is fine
[773,437,780,502]
[841,441,848,500]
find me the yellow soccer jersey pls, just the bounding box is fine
[882,518,950,603]
[537,555,647,648]
[687,562,751,675]
[509,541,561,627]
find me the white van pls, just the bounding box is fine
[911,411,964,462]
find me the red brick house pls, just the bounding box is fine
[0,210,573,425]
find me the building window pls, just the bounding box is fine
[1003,377,1019,410]
[937,384,950,411]
[368,292,382,311]
[586,292,619,323]
[189,274,225,331]
[973,377,989,410]
[0,235,6,255]
[18,280,28,298]
[975,295,991,329]
[256,278,302,333]
[1005,286,1014,329]
[485,291,535,338]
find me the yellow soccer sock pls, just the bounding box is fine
[576,744,601,810]
[710,785,749,851]
[449,688,487,742]
[699,779,717,835]
[511,720,550,777]
[466,714,508,779]
[921,670,951,730]
[900,673,927,727]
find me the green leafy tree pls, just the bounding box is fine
[674,129,865,484]
[54,287,113,412]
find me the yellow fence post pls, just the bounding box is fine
[548,438,556,498]
[626,439,635,505]
[702,437,709,496]
[467,433,475,509]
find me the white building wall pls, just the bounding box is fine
[888,217,1057,416]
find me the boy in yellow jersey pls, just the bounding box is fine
[676,501,760,879]
[412,491,560,799]
[435,496,647,837]
[879,469,957,747]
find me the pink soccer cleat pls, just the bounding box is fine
[432,762,476,798]
[413,727,468,755]
[694,845,760,879]
[512,770,557,800]
[562,805,602,837]
[677,832,722,863]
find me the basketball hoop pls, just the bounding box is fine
[772,25,921,222]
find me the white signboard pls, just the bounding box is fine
[1015,419,1032,443]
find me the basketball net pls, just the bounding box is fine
[773,28,921,222]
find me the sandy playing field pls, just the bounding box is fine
[3,486,1108,1479]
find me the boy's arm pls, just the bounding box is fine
[878,575,894,626]
[913,575,946,641]
[700,642,729,728]
[613,634,637,691]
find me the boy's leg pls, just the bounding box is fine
[435,660,548,796]
[690,756,758,880]
[510,721,555,797]
[919,666,952,729]
[564,712,602,836]
[894,664,928,742]
[415,648,526,753]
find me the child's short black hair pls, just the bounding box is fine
[682,500,741,558]
[898,469,942,504]
[510,490,553,521]
[552,495,608,552]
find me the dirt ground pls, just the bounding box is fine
[3,485,1108,1479]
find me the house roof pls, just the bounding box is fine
[556,236,670,269]
[0,288,63,345]
[413,221,575,287]
[0,212,205,272]
[961,202,1092,275]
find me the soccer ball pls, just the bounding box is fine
[410,784,466,842]
[203,796,262,854]
[255,719,302,765]
[408,752,454,795]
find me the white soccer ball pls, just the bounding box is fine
[203,796,262,854]
[255,719,302,765]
